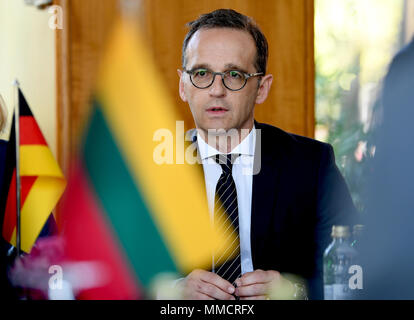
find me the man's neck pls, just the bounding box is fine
[198,127,253,153]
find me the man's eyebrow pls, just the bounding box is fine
[188,64,211,70]
[224,64,248,73]
[188,63,249,73]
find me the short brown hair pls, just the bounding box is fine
[182,9,268,74]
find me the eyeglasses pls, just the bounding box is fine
[184,68,264,91]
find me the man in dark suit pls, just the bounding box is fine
[177,9,357,300]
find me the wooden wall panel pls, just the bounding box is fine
[56,0,314,170]
[55,0,118,173]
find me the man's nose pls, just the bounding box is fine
[208,74,226,97]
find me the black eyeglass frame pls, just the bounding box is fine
[183,69,264,91]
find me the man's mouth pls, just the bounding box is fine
[206,107,228,114]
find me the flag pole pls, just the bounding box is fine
[12,79,21,257]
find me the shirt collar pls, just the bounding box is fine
[197,126,256,161]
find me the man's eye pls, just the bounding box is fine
[195,69,208,77]
[229,71,242,78]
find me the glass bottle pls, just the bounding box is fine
[323,225,357,300]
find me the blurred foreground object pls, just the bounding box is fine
[267,273,308,300]
[59,18,234,299]
[9,236,64,299]
[149,272,183,300]
[360,38,414,299]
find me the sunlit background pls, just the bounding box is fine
[315,0,412,212]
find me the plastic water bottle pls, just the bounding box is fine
[323,225,357,300]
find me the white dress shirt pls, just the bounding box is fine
[197,128,256,275]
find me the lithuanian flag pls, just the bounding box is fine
[0,89,66,253]
[60,19,235,299]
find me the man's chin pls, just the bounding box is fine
[195,122,221,132]
[203,127,235,136]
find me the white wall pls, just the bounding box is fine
[0,0,56,156]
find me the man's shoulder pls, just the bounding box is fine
[255,121,332,154]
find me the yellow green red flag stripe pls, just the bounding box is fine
[82,104,178,284]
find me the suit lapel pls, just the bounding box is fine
[250,122,282,268]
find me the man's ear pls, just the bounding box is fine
[255,74,273,104]
[177,69,187,102]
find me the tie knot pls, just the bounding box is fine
[215,154,240,175]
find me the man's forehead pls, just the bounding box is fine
[185,28,256,69]
[187,27,254,48]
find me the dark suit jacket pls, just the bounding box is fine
[250,121,357,300]
[193,121,358,300]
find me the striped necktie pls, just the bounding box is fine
[213,153,241,286]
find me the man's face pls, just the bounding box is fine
[179,28,272,135]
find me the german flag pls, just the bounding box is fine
[0,89,66,253]
[59,19,236,299]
